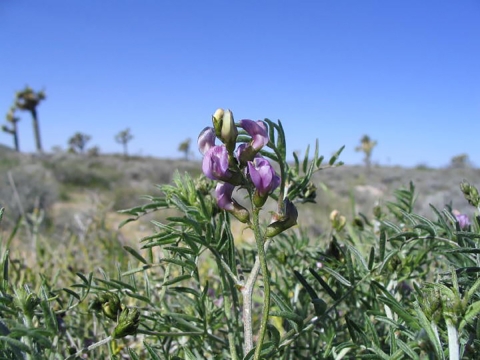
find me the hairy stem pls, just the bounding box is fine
[242,238,272,354]
[65,336,112,360]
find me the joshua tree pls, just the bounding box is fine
[15,86,46,153]
[115,128,133,158]
[355,134,377,170]
[178,138,191,160]
[68,132,91,154]
[450,153,470,169]
[2,107,20,151]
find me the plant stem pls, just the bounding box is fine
[22,313,34,360]
[242,239,272,354]
[65,335,113,360]
[252,207,270,360]
[447,320,459,360]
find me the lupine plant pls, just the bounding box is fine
[2,108,480,359]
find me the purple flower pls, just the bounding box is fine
[198,127,216,155]
[248,156,280,197]
[215,182,250,222]
[202,145,232,181]
[455,213,470,230]
[239,120,269,151]
[215,182,236,211]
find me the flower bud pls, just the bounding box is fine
[112,307,140,339]
[452,209,470,230]
[90,292,122,320]
[330,210,346,231]
[212,109,238,153]
[460,180,480,208]
[265,198,298,238]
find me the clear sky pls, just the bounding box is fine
[1,1,479,167]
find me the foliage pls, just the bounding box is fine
[115,128,134,158]
[0,165,58,229]
[355,134,377,171]
[14,86,46,153]
[68,132,92,154]
[2,107,21,152]
[178,138,191,161]
[450,154,471,169]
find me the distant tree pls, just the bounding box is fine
[355,135,377,171]
[115,128,133,158]
[450,153,470,169]
[87,146,100,157]
[178,138,191,160]
[68,132,91,154]
[2,107,20,151]
[14,86,46,153]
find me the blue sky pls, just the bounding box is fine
[1,1,479,167]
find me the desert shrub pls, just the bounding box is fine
[0,164,58,228]
[44,154,121,189]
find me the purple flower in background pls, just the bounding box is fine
[215,182,236,211]
[247,156,280,197]
[239,120,269,151]
[202,145,232,181]
[455,213,470,230]
[198,127,216,155]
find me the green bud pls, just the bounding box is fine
[90,292,122,320]
[25,293,40,317]
[14,288,40,318]
[300,182,317,203]
[265,198,298,238]
[460,180,480,208]
[230,202,250,223]
[212,108,238,152]
[329,210,346,231]
[112,307,140,339]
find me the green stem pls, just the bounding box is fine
[252,207,270,360]
[22,314,34,360]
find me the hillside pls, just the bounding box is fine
[1,148,478,248]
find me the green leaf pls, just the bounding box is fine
[368,247,375,270]
[413,302,444,360]
[269,311,304,325]
[0,336,31,353]
[302,144,310,173]
[293,270,319,299]
[321,266,352,287]
[124,246,148,264]
[144,341,162,360]
[459,300,480,331]
[162,274,191,286]
[309,268,338,300]
[127,348,141,360]
[244,341,276,360]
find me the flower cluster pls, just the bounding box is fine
[198,109,282,223]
